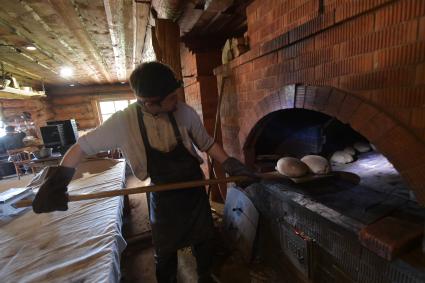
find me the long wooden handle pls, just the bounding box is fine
[15,172,282,208]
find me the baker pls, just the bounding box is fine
[32,61,257,283]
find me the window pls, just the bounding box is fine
[99,99,136,122]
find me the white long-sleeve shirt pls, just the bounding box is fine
[77,101,214,180]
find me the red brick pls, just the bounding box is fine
[246,67,265,82]
[340,19,418,57]
[253,53,277,71]
[264,92,282,112]
[388,107,412,126]
[375,0,425,30]
[339,68,416,91]
[416,63,425,85]
[322,88,346,117]
[319,53,374,79]
[336,92,362,123]
[286,0,319,25]
[400,164,425,205]
[359,111,398,143]
[335,0,393,23]
[375,126,425,171]
[419,17,425,40]
[368,87,425,107]
[312,86,332,111]
[235,62,253,76]
[303,85,317,110]
[264,64,281,77]
[237,81,254,93]
[348,102,379,131]
[294,45,339,70]
[288,11,334,43]
[410,108,425,129]
[260,33,290,55]
[255,76,277,90]
[279,37,315,61]
[316,14,374,49]
[375,42,425,69]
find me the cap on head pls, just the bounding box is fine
[129,61,181,98]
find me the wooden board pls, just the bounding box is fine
[223,187,259,263]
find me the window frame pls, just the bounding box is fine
[98,98,136,123]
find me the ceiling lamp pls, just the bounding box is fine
[60,67,73,78]
[25,45,36,51]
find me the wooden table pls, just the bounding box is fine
[28,153,62,171]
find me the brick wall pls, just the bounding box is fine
[181,44,226,201]
[214,0,425,203]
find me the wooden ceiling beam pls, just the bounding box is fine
[133,0,150,68]
[47,83,132,96]
[17,0,102,84]
[103,0,127,81]
[50,0,113,83]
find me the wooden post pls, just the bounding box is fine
[153,19,185,102]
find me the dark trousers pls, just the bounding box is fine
[154,240,213,283]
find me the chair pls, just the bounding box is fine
[7,146,39,179]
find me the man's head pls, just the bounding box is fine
[129,61,181,114]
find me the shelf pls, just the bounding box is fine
[0,86,46,99]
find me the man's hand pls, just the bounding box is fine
[32,166,75,213]
[222,157,260,188]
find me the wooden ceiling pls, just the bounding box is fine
[0,0,250,90]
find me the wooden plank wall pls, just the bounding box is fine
[0,99,53,136]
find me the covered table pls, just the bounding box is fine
[0,158,127,282]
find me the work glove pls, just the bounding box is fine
[32,166,75,213]
[222,157,260,188]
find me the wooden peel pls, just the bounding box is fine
[13,171,336,209]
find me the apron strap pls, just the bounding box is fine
[137,106,183,149]
[137,105,152,151]
[168,112,183,143]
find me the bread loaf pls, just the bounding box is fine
[330,151,354,164]
[301,155,331,175]
[343,146,355,156]
[276,157,309,178]
[354,141,371,153]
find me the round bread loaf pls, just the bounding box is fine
[330,151,354,164]
[353,141,371,153]
[300,155,331,175]
[343,146,355,156]
[276,157,309,178]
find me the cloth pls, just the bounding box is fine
[138,108,214,281]
[0,159,127,283]
[78,101,214,181]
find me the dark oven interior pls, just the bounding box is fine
[242,109,425,283]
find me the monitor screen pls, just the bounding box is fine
[40,125,64,147]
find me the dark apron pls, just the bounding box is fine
[137,106,214,255]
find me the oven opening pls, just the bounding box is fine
[251,108,414,202]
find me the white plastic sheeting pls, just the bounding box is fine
[0,159,127,283]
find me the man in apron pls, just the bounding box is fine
[32,62,257,282]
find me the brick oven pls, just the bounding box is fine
[209,0,425,282]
